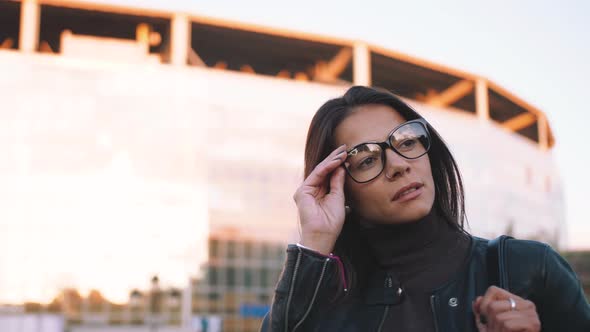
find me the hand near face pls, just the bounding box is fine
[473,286,541,332]
[293,144,348,255]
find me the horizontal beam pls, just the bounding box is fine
[502,112,537,131]
[426,80,474,107]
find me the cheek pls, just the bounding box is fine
[420,163,436,200]
[343,179,361,205]
[344,179,387,210]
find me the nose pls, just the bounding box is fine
[383,148,411,181]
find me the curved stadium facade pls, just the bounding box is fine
[0,0,565,330]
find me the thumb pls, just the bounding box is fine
[473,296,483,314]
[328,166,346,197]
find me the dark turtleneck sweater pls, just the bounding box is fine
[360,207,471,331]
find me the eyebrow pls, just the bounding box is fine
[348,131,392,150]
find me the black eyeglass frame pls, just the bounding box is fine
[343,118,431,183]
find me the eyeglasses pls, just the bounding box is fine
[343,118,431,183]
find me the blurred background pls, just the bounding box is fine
[0,0,588,331]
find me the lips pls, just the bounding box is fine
[392,182,424,201]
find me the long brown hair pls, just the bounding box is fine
[303,86,468,295]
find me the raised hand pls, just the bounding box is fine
[293,144,348,255]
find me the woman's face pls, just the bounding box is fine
[334,104,435,225]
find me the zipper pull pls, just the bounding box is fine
[385,275,403,296]
[384,275,393,288]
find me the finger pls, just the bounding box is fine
[328,165,346,197]
[485,286,525,302]
[488,300,514,318]
[479,286,519,318]
[473,297,491,330]
[495,313,540,332]
[488,300,539,332]
[473,313,487,332]
[479,287,502,319]
[490,299,533,319]
[483,286,507,300]
[495,310,528,321]
[473,296,483,314]
[490,310,521,331]
[303,146,347,187]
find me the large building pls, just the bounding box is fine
[0,0,566,329]
[190,231,285,332]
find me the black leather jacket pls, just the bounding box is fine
[261,236,590,331]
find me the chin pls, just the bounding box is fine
[387,200,433,224]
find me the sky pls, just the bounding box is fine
[108,0,590,248]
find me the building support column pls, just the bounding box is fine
[538,114,549,151]
[475,78,490,121]
[171,13,190,66]
[353,42,371,86]
[19,0,40,53]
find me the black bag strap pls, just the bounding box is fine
[486,235,513,289]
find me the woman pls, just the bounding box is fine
[261,86,590,331]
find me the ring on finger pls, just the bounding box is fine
[508,297,516,311]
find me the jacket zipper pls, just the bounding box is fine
[377,275,394,332]
[292,257,330,332]
[430,295,440,332]
[285,247,303,332]
[377,305,389,332]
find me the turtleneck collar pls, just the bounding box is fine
[361,206,442,261]
[360,205,468,283]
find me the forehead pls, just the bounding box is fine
[334,104,406,147]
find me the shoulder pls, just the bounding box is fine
[470,235,551,261]
[499,240,590,328]
[493,237,578,297]
[504,238,551,265]
[469,236,554,292]
[503,239,551,291]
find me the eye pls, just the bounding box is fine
[398,138,417,150]
[358,156,377,169]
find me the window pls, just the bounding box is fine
[227,240,236,259]
[261,244,270,260]
[227,267,236,287]
[244,268,253,287]
[209,238,219,259]
[260,268,269,287]
[208,267,218,286]
[244,242,253,259]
